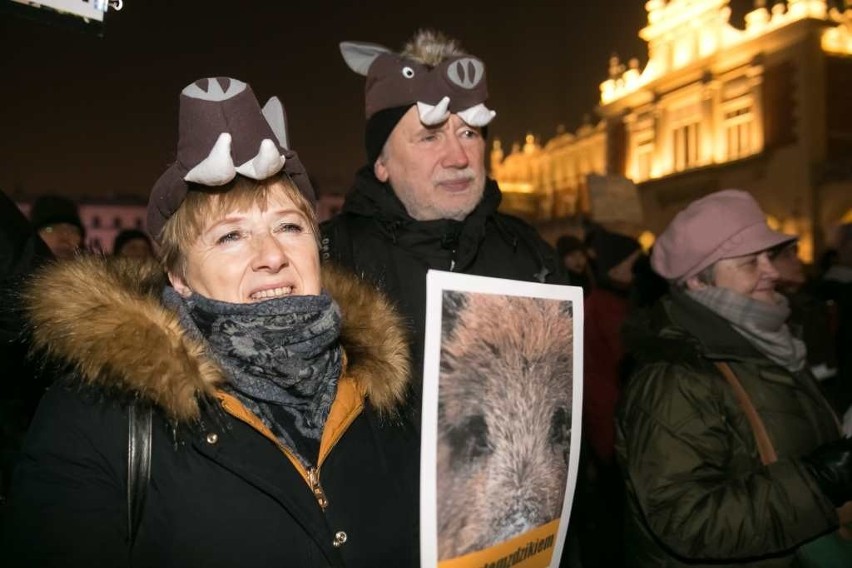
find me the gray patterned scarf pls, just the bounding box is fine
[686,286,806,372]
[163,287,342,468]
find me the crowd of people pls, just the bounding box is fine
[1,28,851,568]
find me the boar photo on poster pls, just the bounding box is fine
[421,271,583,568]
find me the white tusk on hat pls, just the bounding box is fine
[457,103,496,127]
[184,133,237,186]
[417,96,451,125]
[235,139,287,180]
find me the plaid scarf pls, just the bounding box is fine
[164,287,342,468]
[686,287,806,372]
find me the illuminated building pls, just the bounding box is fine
[492,0,852,259]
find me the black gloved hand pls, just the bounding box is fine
[801,436,852,507]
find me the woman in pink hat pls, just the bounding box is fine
[616,189,852,566]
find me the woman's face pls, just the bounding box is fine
[169,187,320,303]
[708,251,780,304]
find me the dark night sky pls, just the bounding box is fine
[0,0,753,202]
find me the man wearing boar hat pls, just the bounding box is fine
[321,30,568,425]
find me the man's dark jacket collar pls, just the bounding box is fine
[341,166,507,272]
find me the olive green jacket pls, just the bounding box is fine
[616,292,840,567]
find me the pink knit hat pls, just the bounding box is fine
[651,189,795,283]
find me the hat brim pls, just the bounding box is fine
[682,222,795,282]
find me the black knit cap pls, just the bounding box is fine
[556,235,584,258]
[365,105,411,165]
[364,105,490,166]
[113,229,152,256]
[30,195,84,234]
[587,228,640,278]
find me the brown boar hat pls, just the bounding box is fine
[340,38,497,163]
[147,77,316,241]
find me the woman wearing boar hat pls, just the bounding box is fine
[4,77,418,567]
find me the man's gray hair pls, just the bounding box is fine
[401,29,467,66]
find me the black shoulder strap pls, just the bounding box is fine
[127,401,153,546]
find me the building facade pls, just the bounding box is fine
[491,0,852,259]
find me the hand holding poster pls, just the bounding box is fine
[421,271,584,568]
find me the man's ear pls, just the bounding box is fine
[685,275,706,292]
[168,271,192,298]
[374,156,390,182]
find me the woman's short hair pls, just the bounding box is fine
[159,174,318,277]
[672,262,716,291]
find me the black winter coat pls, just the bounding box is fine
[4,258,419,567]
[0,189,53,504]
[617,293,840,566]
[321,167,568,423]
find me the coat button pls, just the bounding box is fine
[206,432,219,444]
[332,531,347,547]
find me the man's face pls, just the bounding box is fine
[374,107,486,221]
[710,251,780,304]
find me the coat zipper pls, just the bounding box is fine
[216,388,362,512]
[306,401,362,510]
[307,466,329,510]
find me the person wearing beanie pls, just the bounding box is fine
[616,189,852,566]
[112,229,154,260]
[582,228,642,464]
[556,234,592,293]
[29,194,85,259]
[5,77,418,566]
[321,30,568,427]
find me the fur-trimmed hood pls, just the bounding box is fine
[24,256,410,422]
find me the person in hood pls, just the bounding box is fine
[4,77,418,567]
[616,189,852,566]
[321,30,567,427]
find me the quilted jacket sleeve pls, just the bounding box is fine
[617,361,838,561]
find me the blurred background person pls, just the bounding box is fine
[583,226,642,465]
[814,223,852,428]
[112,228,154,260]
[28,195,84,260]
[576,227,642,567]
[618,189,851,567]
[769,239,839,398]
[0,189,53,528]
[557,234,593,293]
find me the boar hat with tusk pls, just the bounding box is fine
[147,77,315,241]
[341,30,496,165]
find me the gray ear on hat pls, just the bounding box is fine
[262,96,289,150]
[340,41,391,76]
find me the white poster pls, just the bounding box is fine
[421,271,584,568]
